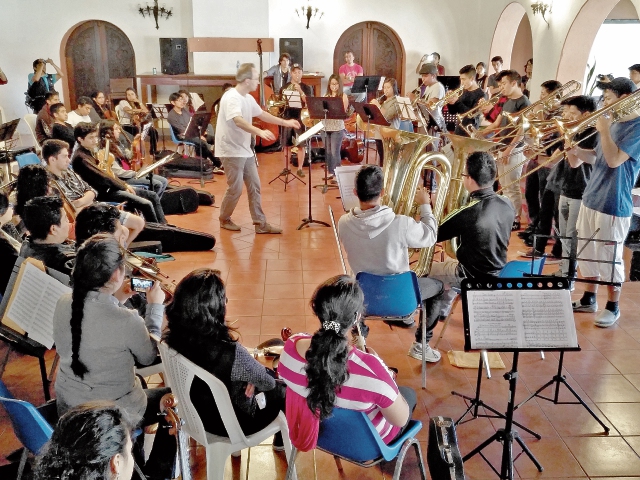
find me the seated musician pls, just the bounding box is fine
[430,152,515,319]
[34,402,135,480]
[89,91,115,122]
[279,275,417,444]
[0,192,19,297]
[98,120,169,197]
[50,103,76,150]
[282,64,313,177]
[43,139,144,246]
[20,196,75,275]
[446,65,487,136]
[167,92,222,170]
[52,234,176,480]
[265,52,292,94]
[118,88,159,157]
[67,96,93,127]
[35,91,60,145]
[71,122,166,224]
[163,268,286,451]
[14,164,51,235]
[338,165,443,363]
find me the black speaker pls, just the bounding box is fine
[279,38,303,68]
[160,38,188,75]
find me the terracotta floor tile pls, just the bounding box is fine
[263,283,306,299]
[264,270,303,285]
[262,298,306,316]
[559,349,619,376]
[600,349,640,374]
[260,315,307,336]
[514,437,585,478]
[537,401,615,436]
[265,258,302,270]
[597,402,640,435]
[226,298,263,317]
[225,283,265,299]
[225,269,266,285]
[563,436,640,477]
[572,374,640,403]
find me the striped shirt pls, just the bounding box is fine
[279,333,400,443]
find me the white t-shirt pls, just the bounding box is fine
[214,88,263,158]
[67,110,91,127]
[422,82,445,103]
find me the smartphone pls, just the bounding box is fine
[130,277,154,292]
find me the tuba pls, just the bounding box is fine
[378,126,451,276]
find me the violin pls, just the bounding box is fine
[130,134,143,171]
[160,394,192,480]
[124,250,177,302]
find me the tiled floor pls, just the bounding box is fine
[2,150,640,479]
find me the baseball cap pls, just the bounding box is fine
[419,63,438,76]
[596,77,637,96]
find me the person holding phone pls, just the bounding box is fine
[53,235,175,480]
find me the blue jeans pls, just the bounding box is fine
[127,175,169,197]
[325,130,344,175]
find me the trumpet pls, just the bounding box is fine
[428,85,464,111]
[457,94,501,122]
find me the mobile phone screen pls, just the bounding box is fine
[130,277,154,292]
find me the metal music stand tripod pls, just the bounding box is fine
[147,103,171,156]
[269,91,305,191]
[352,103,389,165]
[296,122,330,230]
[306,97,348,194]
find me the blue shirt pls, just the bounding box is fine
[582,115,640,217]
[27,72,57,90]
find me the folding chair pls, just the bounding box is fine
[22,115,40,153]
[169,126,196,157]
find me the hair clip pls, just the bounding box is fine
[322,321,341,333]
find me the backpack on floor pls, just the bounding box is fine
[160,186,199,215]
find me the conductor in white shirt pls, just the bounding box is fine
[66,97,93,127]
[215,63,300,234]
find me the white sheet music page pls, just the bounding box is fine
[5,261,71,349]
[467,289,577,350]
[335,165,362,212]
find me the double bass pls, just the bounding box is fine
[250,39,279,149]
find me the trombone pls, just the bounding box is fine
[502,80,582,125]
[457,93,501,123]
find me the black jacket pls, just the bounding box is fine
[71,146,128,198]
[437,187,515,279]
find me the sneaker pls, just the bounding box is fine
[297,168,305,178]
[594,308,620,328]
[572,300,598,313]
[255,223,282,234]
[212,166,225,175]
[408,342,441,363]
[220,219,241,231]
[383,316,415,328]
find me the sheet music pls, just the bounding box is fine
[141,122,153,142]
[283,90,303,109]
[334,165,362,212]
[466,289,577,350]
[377,76,386,90]
[396,96,417,121]
[4,261,71,348]
[190,92,205,111]
[294,121,324,145]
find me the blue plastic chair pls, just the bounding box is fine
[14,152,43,169]
[499,257,546,277]
[0,380,54,480]
[355,271,429,388]
[285,407,426,480]
[169,126,196,156]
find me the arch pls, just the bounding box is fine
[60,20,136,108]
[333,22,406,94]
[556,0,634,84]
[488,2,528,70]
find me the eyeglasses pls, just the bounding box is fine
[461,172,470,178]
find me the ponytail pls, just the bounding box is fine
[304,275,364,420]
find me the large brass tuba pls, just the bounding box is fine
[377,126,451,276]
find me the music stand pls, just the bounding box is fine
[269,91,305,191]
[307,97,348,194]
[147,103,171,154]
[352,103,389,165]
[295,122,330,230]
[351,76,384,102]
[0,120,20,183]
[460,278,580,479]
[184,111,215,187]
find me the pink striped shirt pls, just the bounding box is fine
[279,334,400,443]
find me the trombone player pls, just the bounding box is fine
[446,65,487,136]
[572,78,640,327]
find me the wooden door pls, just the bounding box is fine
[333,22,405,94]
[64,21,136,108]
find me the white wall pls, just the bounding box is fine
[584,23,640,90]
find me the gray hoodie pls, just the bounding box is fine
[338,204,437,276]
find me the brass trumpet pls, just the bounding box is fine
[428,85,464,111]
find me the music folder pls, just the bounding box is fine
[184,111,213,139]
[0,119,20,146]
[351,76,385,94]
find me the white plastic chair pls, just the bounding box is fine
[22,114,40,153]
[158,342,297,480]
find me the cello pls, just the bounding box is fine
[251,39,279,150]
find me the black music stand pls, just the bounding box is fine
[351,75,384,102]
[352,103,389,165]
[460,278,580,479]
[306,97,348,194]
[184,110,215,187]
[295,121,330,230]
[0,120,20,184]
[269,92,305,191]
[147,103,172,156]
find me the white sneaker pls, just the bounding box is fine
[408,342,441,363]
[594,309,620,328]
[220,219,241,231]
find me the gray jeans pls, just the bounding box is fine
[558,195,582,276]
[219,157,266,225]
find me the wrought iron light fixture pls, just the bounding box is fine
[138,0,173,30]
[295,1,324,29]
[531,1,552,27]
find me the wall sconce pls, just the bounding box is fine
[138,0,173,30]
[295,1,324,29]
[531,1,552,27]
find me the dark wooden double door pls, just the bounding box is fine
[333,21,405,94]
[65,21,136,108]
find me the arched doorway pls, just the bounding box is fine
[557,0,638,85]
[488,2,529,70]
[62,21,136,109]
[333,22,405,94]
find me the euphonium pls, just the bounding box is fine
[378,127,451,276]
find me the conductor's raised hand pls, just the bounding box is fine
[284,119,301,129]
[258,129,276,141]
